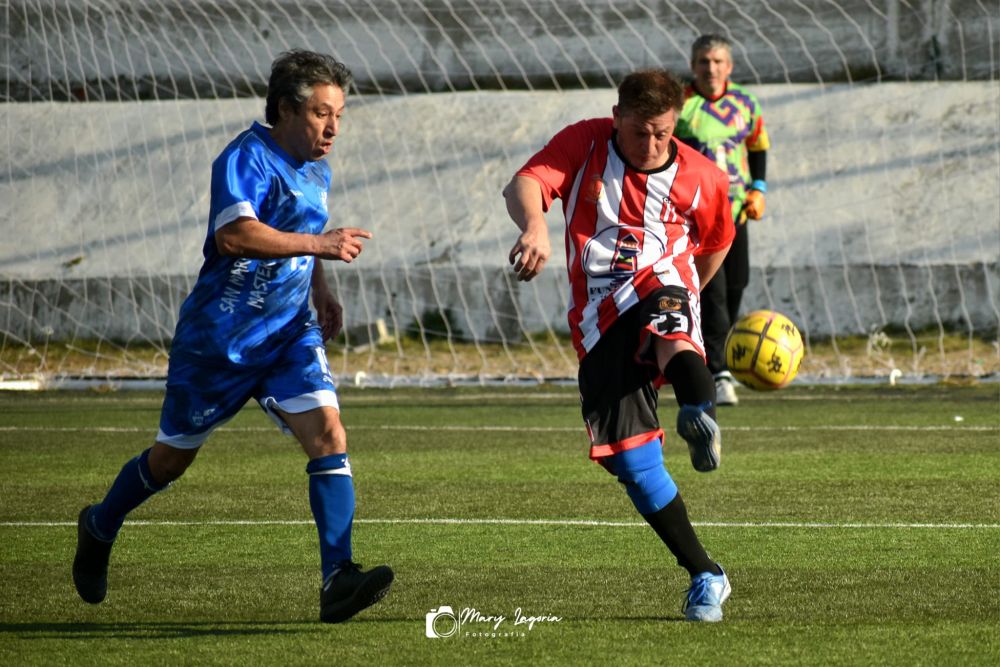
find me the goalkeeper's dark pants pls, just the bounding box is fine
[701,222,750,376]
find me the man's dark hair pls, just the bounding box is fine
[265,50,353,125]
[617,69,684,119]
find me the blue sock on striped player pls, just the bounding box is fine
[307,453,355,580]
[606,438,678,514]
[89,448,169,542]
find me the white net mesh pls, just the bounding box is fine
[2,0,998,385]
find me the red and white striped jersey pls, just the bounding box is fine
[517,117,734,360]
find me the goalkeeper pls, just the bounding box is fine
[72,50,393,623]
[504,69,734,622]
[674,34,771,406]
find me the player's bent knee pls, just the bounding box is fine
[149,441,198,485]
[302,411,347,457]
[654,337,699,371]
[283,406,347,457]
[605,438,678,515]
[317,421,347,456]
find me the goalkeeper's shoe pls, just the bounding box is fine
[714,371,739,406]
[320,561,394,623]
[682,566,731,622]
[676,404,721,472]
[72,505,114,604]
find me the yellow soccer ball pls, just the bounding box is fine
[724,310,804,390]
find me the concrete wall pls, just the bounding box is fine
[3,261,997,345]
[4,83,998,278]
[5,0,998,102]
[2,82,999,341]
[3,1,999,346]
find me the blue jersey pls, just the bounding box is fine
[171,121,331,366]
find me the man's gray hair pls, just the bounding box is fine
[691,34,733,61]
[265,50,353,125]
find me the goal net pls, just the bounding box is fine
[2,0,998,386]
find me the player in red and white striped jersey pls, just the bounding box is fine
[504,69,735,622]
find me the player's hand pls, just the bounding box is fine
[743,189,766,220]
[508,226,551,282]
[312,284,343,341]
[318,228,373,262]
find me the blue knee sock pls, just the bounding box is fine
[307,453,355,580]
[608,438,678,515]
[89,448,168,542]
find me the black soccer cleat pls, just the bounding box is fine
[72,505,114,604]
[320,561,394,623]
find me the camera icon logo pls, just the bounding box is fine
[425,606,460,638]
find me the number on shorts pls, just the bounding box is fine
[649,311,690,335]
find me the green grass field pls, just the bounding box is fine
[1,384,998,666]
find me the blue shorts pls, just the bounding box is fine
[156,326,339,449]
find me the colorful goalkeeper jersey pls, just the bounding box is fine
[170,121,330,366]
[517,118,734,360]
[675,82,769,220]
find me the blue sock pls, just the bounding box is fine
[89,448,168,542]
[307,453,355,580]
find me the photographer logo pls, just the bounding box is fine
[425,605,562,639]
[425,606,461,638]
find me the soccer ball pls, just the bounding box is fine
[724,310,804,390]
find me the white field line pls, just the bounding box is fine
[0,424,996,433]
[2,518,997,530]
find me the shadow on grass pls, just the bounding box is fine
[0,620,317,639]
[1,616,684,639]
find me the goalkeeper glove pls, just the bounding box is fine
[741,180,767,222]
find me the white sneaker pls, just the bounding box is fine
[714,373,739,406]
[682,566,732,622]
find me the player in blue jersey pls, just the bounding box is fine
[72,50,393,623]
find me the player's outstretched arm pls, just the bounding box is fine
[503,175,551,282]
[216,217,372,262]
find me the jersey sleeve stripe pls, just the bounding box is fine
[213,201,258,232]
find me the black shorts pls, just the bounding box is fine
[579,285,700,460]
